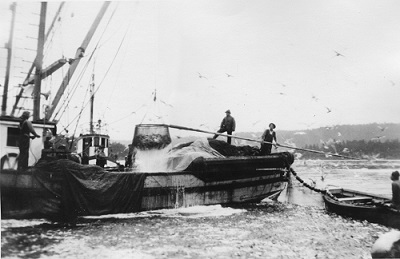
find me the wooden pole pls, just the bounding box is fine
[33,2,47,120]
[165,124,362,160]
[90,73,94,134]
[12,2,66,116]
[2,3,16,116]
[45,1,111,121]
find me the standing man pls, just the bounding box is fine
[95,146,107,168]
[213,109,236,144]
[391,171,400,209]
[260,123,277,155]
[18,111,40,170]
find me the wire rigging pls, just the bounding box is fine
[56,5,131,133]
[52,3,119,122]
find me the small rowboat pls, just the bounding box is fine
[323,188,400,229]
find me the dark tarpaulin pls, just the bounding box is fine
[34,160,147,221]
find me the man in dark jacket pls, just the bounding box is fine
[391,171,400,209]
[18,111,40,170]
[213,110,236,144]
[260,123,277,155]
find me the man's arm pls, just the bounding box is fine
[261,130,266,140]
[26,121,40,138]
[232,118,236,131]
[220,118,225,129]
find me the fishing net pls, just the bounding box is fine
[3,160,148,221]
[167,138,224,171]
[208,139,261,156]
[132,124,172,150]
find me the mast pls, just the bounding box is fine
[1,3,16,116]
[33,2,47,120]
[11,2,66,116]
[45,2,111,121]
[90,72,95,134]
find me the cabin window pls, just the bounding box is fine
[84,137,92,148]
[94,137,99,146]
[101,138,106,147]
[7,127,20,147]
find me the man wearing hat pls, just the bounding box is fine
[391,171,400,209]
[18,111,40,170]
[213,109,236,144]
[260,123,277,155]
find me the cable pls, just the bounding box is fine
[52,3,119,121]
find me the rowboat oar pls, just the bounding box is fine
[164,124,362,160]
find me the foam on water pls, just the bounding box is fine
[83,205,246,220]
[1,219,50,231]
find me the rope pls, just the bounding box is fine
[289,167,338,201]
[53,3,119,122]
[57,9,130,130]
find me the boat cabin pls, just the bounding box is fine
[75,133,110,165]
[0,116,57,170]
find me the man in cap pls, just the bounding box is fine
[18,111,40,170]
[213,109,236,144]
[391,171,400,209]
[260,123,277,155]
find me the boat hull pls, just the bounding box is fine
[323,188,400,229]
[1,153,293,220]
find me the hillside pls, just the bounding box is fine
[114,123,400,148]
[239,123,400,148]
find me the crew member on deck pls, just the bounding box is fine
[213,109,236,144]
[260,123,277,155]
[18,111,40,170]
[391,171,400,209]
[95,145,107,168]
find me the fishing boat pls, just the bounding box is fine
[1,2,295,221]
[1,150,294,220]
[323,187,400,229]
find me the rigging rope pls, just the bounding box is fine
[56,6,129,133]
[52,3,119,122]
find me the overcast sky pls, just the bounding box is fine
[1,0,400,140]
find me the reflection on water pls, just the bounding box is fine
[2,160,399,258]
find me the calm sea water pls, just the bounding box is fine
[2,160,399,258]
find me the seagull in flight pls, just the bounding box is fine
[198,72,208,80]
[377,126,388,132]
[225,73,233,77]
[334,50,345,57]
[325,107,332,113]
[312,95,319,102]
[160,100,174,108]
[371,136,386,141]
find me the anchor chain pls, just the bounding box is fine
[289,167,338,201]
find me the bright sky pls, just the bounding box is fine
[1,0,400,140]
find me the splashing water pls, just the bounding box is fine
[134,146,172,172]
